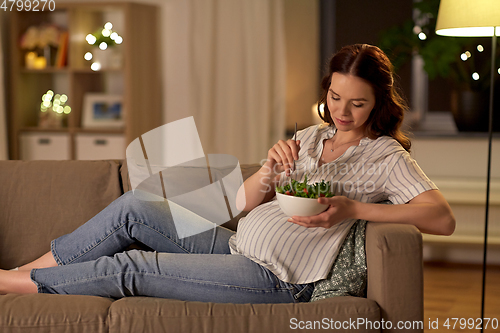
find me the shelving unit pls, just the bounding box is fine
[8,2,162,160]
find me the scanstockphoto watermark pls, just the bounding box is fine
[261,177,377,195]
[289,317,424,330]
[126,117,246,239]
[259,158,391,178]
[258,158,390,194]
[1,0,56,11]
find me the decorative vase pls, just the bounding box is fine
[92,47,123,69]
[450,89,499,132]
[39,110,66,128]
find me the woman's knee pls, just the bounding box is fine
[122,190,166,205]
[121,190,137,203]
[120,190,157,208]
[118,190,171,221]
[117,191,142,210]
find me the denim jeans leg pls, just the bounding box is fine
[51,191,234,266]
[31,250,312,304]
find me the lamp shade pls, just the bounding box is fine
[436,0,500,37]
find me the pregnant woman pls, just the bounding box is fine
[0,44,455,302]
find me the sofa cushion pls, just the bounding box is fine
[0,294,113,333]
[108,296,380,333]
[0,160,124,269]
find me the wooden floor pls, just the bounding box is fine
[424,263,500,332]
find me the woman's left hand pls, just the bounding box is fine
[288,196,357,228]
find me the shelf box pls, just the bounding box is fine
[20,132,70,160]
[75,133,125,160]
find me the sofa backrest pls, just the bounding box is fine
[0,160,262,269]
[0,160,125,269]
[119,160,262,231]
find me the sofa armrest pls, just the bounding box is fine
[365,222,423,333]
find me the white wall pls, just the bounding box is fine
[412,137,500,264]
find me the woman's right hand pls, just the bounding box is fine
[236,138,301,212]
[266,139,301,177]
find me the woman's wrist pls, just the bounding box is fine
[260,160,279,181]
[351,200,364,220]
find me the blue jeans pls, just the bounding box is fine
[30,191,313,303]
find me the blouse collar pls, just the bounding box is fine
[318,123,374,146]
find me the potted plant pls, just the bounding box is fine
[85,22,124,70]
[378,0,499,132]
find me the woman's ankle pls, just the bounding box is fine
[19,252,58,271]
[0,270,38,294]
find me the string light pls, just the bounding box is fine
[86,23,123,47]
[91,62,101,71]
[85,22,123,68]
[39,90,71,114]
[86,34,97,45]
[102,28,111,37]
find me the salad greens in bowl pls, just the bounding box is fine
[275,176,334,217]
[275,176,334,198]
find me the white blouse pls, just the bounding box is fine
[229,124,437,284]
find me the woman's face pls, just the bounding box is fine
[327,73,376,136]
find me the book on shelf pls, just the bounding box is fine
[55,31,69,68]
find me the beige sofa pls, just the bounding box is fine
[0,160,424,333]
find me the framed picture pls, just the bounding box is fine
[82,93,124,128]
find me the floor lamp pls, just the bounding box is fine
[435,1,499,331]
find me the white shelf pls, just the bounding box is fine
[75,133,125,160]
[20,132,70,160]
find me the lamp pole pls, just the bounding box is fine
[480,29,496,333]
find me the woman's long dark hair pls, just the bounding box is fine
[318,44,411,152]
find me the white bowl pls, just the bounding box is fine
[276,192,329,217]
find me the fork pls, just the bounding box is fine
[289,123,297,189]
[293,122,297,177]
